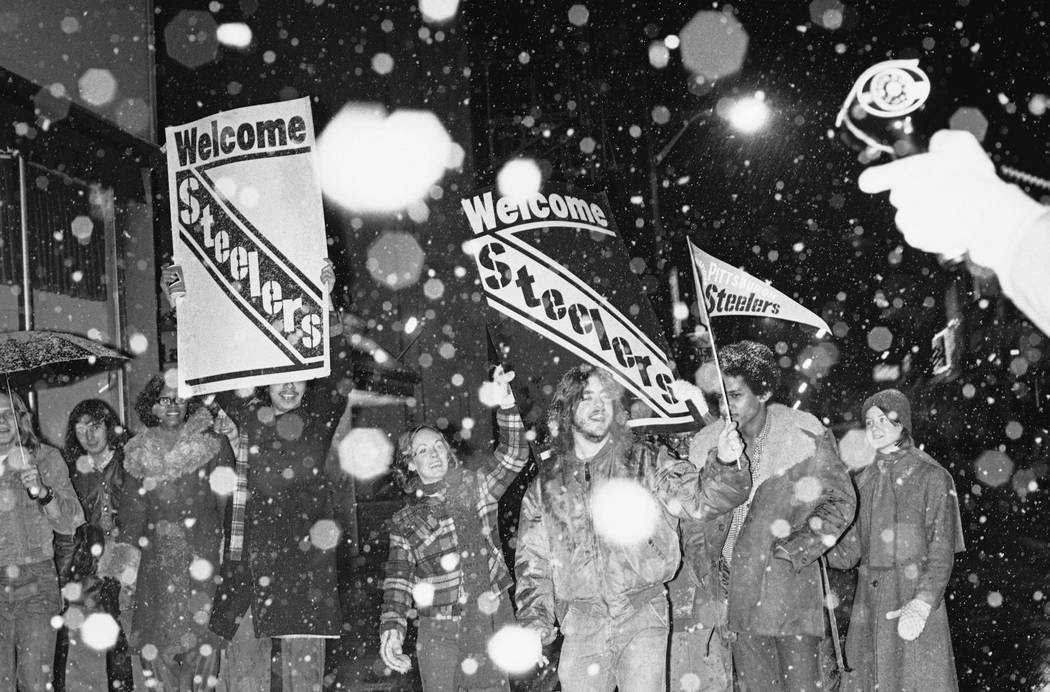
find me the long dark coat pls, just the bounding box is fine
[691,404,857,638]
[828,443,964,692]
[209,381,345,639]
[120,431,230,656]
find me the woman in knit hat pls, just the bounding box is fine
[828,388,965,692]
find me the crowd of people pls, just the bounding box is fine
[1,285,968,692]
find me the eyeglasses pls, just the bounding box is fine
[157,396,187,406]
[74,421,105,434]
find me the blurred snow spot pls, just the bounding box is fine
[987,591,1003,608]
[51,615,64,630]
[770,519,790,538]
[71,215,94,244]
[423,277,444,300]
[651,105,671,125]
[478,381,504,408]
[141,643,158,661]
[65,606,86,629]
[948,107,988,143]
[1012,467,1037,500]
[115,98,151,135]
[497,158,542,201]
[808,0,844,30]
[1005,421,1023,440]
[317,104,452,213]
[60,16,80,33]
[477,591,500,615]
[461,657,479,675]
[879,528,894,544]
[1029,94,1047,116]
[903,563,919,579]
[189,558,213,582]
[590,478,660,546]
[679,11,748,81]
[372,53,394,75]
[487,624,542,674]
[164,11,219,69]
[80,612,119,651]
[587,663,601,677]
[216,22,252,48]
[336,428,393,480]
[413,582,436,607]
[209,466,238,496]
[975,450,1013,487]
[367,231,425,290]
[275,412,305,441]
[129,332,150,356]
[78,69,117,107]
[648,42,670,69]
[866,326,893,352]
[579,137,596,154]
[680,673,702,692]
[62,581,83,602]
[567,4,590,27]
[420,0,459,23]
[794,476,823,503]
[310,519,342,551]
[664,34,680,49]
[440,553,460,572]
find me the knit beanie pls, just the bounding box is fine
[861,388,912,433]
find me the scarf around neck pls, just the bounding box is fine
[124,408,219,482]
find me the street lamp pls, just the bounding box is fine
[725,92,770,133]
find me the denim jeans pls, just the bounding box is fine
[0,560,63,691]
[557,592,670,692]
[733,632,823,692]
[669,625,732,692]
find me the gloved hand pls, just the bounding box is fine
[379,629,412,673]
[716,419,744,464]
[671,379,710,419]
[491,365,517,409]
[858,129,1048,270]
[886,598,932,641]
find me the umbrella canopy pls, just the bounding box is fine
[0,330,129,377]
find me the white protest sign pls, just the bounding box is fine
[165,98,329,396]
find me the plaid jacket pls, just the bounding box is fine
[380,406,528,637]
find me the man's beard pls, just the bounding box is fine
[574,417,611,443]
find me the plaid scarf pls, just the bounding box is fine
[226,431,250,561]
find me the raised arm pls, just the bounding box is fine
[479,366,530,500]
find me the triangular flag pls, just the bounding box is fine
[689,240,831,336]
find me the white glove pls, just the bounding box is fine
[671,379,710,418]
[858,129,1048,270]
[716,419,744,464]
[886,598,932,641]
[379,629,412,673]
[491,365,516,409]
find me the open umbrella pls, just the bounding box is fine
[0,330,129,377]
[0,330,129,496]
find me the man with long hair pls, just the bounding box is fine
[514,365,750,692]
[0,390,84,689]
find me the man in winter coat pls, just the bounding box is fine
[514,364,750,692]
[164,261,348,692]
[0,390,85,690]
[690,341,856,692]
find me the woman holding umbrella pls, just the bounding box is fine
[0,389,84,690]
[119,374,233,691]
